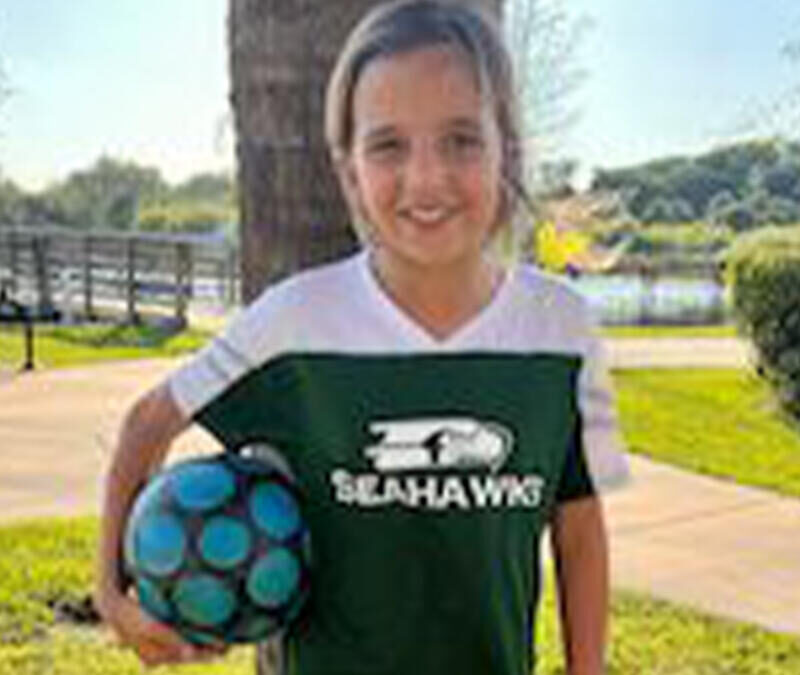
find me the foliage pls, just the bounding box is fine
[725,226,800,423]
[591,138,800,227]
[171,172,236,205]
[1,159,237,237]
[614,368,800,498]
[138,201,236,236]
[616,222,733,256]
[0,179,24,223]
[42,157,168,230]
[534,220,590,272]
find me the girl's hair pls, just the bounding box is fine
[324,0,531,242]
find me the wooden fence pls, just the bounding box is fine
[0,225,239,324]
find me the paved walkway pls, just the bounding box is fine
[1,338,799,636]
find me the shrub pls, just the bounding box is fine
[726,226,800,423]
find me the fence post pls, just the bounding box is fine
[126,237,138,323]
[8,229,19,293]
[174,242,191,326]
[83,235,94,319]
[227,246,238,306]
[32,234,54,317]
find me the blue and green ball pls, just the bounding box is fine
[124,450,312,645]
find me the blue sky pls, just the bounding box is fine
[1,0,798,191]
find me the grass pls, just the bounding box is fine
[0,321,214,371]
[613,368,800,498]
[0,517,251,674]
[602,323,738,338]
[1,516,799,674]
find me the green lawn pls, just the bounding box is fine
[603,323,738,338]
[1,517,798,674]
[0,322,213,371]
[613,368,800,498]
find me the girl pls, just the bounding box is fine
[95,1,629,673]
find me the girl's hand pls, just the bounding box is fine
[96,588,228,668]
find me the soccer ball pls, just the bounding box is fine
[123,446,312,645]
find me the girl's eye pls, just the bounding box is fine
[367,139,403,156]
[445,133,484,156]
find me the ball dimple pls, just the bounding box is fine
[171,462,236,512]
[173,574,236,627]
[247,549,300,608]
[132,512,187,577]
[199,516,252,570]
[249,483,301,541]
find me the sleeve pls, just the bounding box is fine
[167,281,294,420]
[555,417,597,503]
[167,312,257,420]
[575,308,630,493]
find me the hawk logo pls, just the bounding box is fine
[330,416,545,511]
[364,418,512,474]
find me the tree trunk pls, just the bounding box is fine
[228,1,502,672]
[228,0,502,303]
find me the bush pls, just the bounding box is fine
[726,226,800,422]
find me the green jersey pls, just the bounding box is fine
[169,251,628,675]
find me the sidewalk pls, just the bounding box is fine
[1,339,798,636]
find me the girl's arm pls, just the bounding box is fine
[550,494,609,675]
[94,382,224,666]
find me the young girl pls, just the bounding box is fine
[95,1,629,673]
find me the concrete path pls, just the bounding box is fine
[1,337,799,637]
[604,335,753,369]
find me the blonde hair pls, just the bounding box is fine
[324,0,531,247]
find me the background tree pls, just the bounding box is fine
[43,157,167,230]
[505,0,590,191]
[590,138,800,226]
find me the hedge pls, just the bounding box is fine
[726,226,800,423]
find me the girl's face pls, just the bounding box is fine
[341,45,503,273]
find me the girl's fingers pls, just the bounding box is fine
[103,593,229,666]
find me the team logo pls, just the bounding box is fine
[330,417,545,511]
[364,418,512,474]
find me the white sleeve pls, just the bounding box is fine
[578,312,631,492]
[168,309,257,418]
[168,283,295,418]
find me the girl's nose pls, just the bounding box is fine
[401,139,451,197]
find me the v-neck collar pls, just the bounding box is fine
[356,249,516,351]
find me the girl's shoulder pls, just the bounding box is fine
[510,263,592,317]
[240,252,365,324]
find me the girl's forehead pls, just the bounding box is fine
[352,46,492,132]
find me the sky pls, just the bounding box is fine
[1,0,799,191]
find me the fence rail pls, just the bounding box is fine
[0,225,240,324]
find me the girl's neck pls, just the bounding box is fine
[368,249,504,341]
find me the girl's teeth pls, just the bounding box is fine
[411,210,446,222]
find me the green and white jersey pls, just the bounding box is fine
[169,250,628,675]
